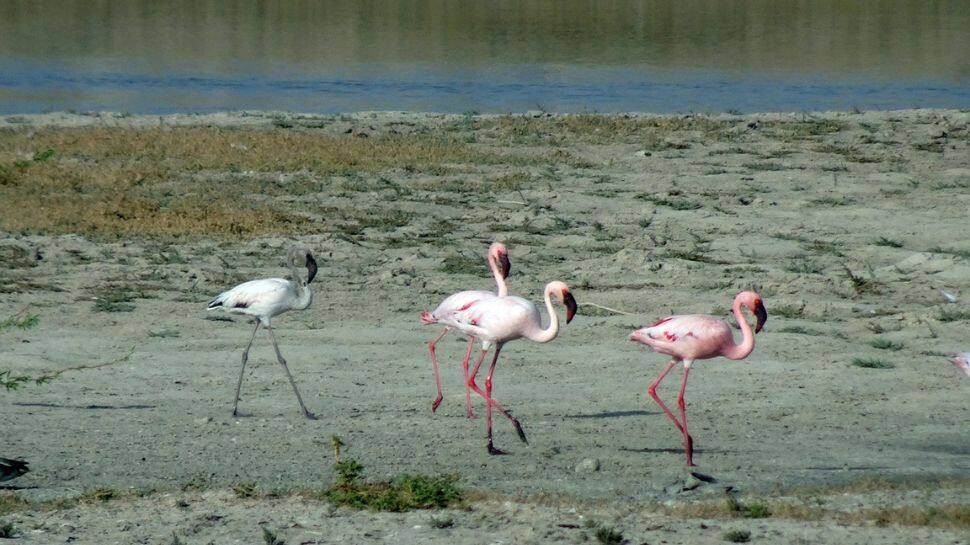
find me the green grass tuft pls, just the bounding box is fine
[873,237,903,248]
[723,529,751,542]
[938,308,970,322]
[851,357,895,369]
[325,458,463,512]
[0,520,19,538]
[869,338,904,351]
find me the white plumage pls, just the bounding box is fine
[207,246,319,419]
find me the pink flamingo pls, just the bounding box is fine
[420,243,511,416]
[449,281,577,454]
[946,353,970,377]
[629,291,767,467]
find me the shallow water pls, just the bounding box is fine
[1,0,968,114]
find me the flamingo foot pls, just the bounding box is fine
[466,409,478,420]
[431,396,443,413]
[512,419,529,444]
[487,441,508,456]
[304,411,318,420]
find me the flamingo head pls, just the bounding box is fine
[288,247,318,284]
[737,291,767,333]
[489,242,511,279]
[548,281,578,324]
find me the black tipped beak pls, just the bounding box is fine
[754,302,767,333]
[563,291,578,324]
[305,254,318,284]
[499,253,511,279]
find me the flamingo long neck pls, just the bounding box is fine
[490,255,508,297]
[524,286,560,343]
[722,299,755,360]
[289,265,313,310]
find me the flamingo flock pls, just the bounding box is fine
[207,242,768,466]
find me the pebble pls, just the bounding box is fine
[574,458,600,473]
[193,417,213,425]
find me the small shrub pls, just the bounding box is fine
[723,529,751,542]
[326,458,463,512]
[594,524,624,545]
[0,520,20,538]
[938,308,970,322]
[869,338,903,351]
[233,482,259,498]
[873,237,903,248]
[851,357,895,369]
[429,514,454,528]
[262,526,284,545]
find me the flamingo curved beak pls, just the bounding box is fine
[754,301,767,333]
[499,252,511,279]
[563,291,578,324]
[305,254,318,284]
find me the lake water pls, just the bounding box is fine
[1,1,967,114]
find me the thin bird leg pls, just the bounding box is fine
[232,321,261,417]
[677,363,695,467]
[647,359,692,453]
[427,327,451,413]
[265,326,317,420]
[466,347,520,429]
[460,336,477,419]
[481,343,527,454]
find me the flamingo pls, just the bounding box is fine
[420,242,511,416]
[946,353,970,377]
[629,291,767,467]
[207,246,318,420]
[448,281,577,454]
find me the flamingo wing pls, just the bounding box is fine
[632,314,733,359]
[208,278,290,311]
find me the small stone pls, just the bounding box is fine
[574,458,600,473]
[682,474,703,491]
[193,417,213,425]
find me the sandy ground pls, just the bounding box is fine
[1,109,968,542]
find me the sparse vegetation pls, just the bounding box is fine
[723,529,751,542]
[851,357,895,369]
[869,338,904,351]
[938,308,970,322]
[873,237,903,248]
[233,482,259,498]
[262,526,284,545]
[324,458,463,512]
[0,520,19,538]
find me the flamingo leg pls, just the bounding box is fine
[427,327,450,413]
[460,336,477,419]
[466,346,526,440]
[647,358,694,465]
[677,362,695,467]
[232,321,261,417]
[265,326,317,420]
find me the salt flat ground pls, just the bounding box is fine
[1,110,967,543]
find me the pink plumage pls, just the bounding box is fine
[629,290,768,467]
[447,280,578,455]
[947,353,970,377]
[420,243,511,416]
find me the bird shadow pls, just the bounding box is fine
[13,402,155,410]
[620,446,733,455]
[0,484,37,490]
[563,410,657,419]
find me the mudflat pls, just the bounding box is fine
[1,109,967,543]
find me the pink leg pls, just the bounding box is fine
[460,337,477,419]
[647,359,695,466]
[427,327,450,413]
[466,345,527,452]
[677,363,695,467]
